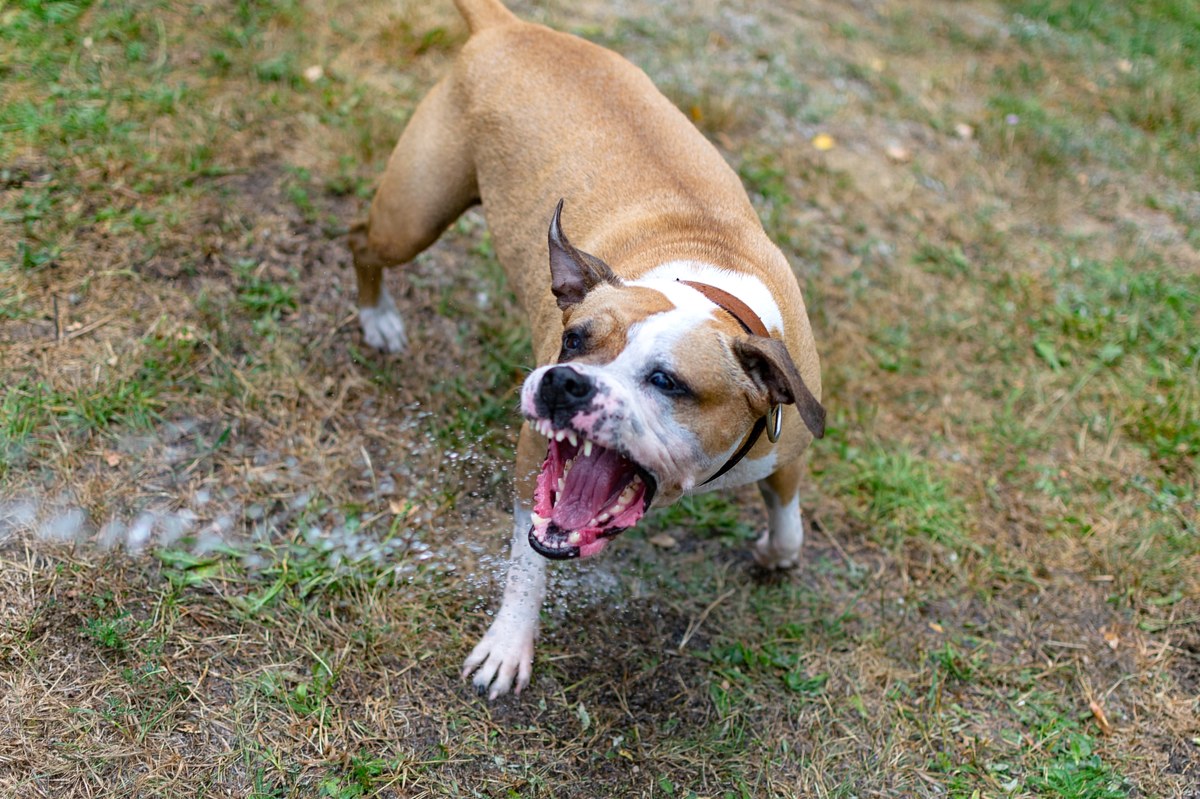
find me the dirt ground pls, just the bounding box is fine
[1,0,1197,796]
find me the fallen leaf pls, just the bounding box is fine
[649,533,678,549]
[928,622,944,633]
[1102,627,1120,650]
[104,452,122,467]
[303,64,324,82]
[811,133,836,151]
[885,143,911,163]
[1089,698,1113,735]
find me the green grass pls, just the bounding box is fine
[1003,0,1200,180]
[824,440,973,553]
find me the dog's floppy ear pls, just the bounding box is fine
[733,335,826,439]
[548,198,620,310]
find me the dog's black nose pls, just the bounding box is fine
[537,366,596,419]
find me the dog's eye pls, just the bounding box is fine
[562,330,583,351]
[647,369,687,396]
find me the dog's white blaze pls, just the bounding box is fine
[635,260,784,336]
[599,305,711,476]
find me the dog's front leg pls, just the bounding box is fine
[753,459,807,569]
[462,501,546,698]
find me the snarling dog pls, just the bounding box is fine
[349,0,826,698]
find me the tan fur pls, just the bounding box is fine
[353,4,819,507]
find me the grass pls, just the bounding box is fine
[2,0,1198,796]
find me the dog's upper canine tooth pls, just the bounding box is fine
[566,431,577,447]
[531,511,547,526]
[555,430,566,443]
[582,440,593,457]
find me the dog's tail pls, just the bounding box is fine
[452,0,518,33]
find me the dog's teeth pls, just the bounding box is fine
[597,512,610,524]
[567,531,581,546]
[563,458,574,476]
[557,477,565,492]
[555,430,567,442]
[611,502,626,515]
[582,440,593,457]
[586,517,597,527]
[531,512,546,526]
[566,431,577,447]
[620,483,637,502]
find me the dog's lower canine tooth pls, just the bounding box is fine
[567,531,581,546]
[582,440,593,457]
[557,477,565,492]
[531,511,546,526]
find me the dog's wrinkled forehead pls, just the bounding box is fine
[561,280,723,370]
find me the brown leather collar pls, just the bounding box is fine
[677,279,781,485]
[679,280,769,337]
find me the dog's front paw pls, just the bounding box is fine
[359,294,407,353]
[753,531,801,570]
[461,614,536,700]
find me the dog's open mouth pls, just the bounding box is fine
[527,420,657,560]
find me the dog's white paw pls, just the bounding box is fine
[462,612,536,700]
[359,294,407,353]
[753,531,801,570]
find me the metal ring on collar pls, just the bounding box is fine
[767,403,783,443]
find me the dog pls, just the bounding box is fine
[349,0,825,699]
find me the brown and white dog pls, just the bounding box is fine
[349,0,826,699]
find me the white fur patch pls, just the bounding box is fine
[462,502,546,699]
[754,489,804,569]
[691,449,779,494]
[359,291,407,353]
[634,260,785,336]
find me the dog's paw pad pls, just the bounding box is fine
[359,298,407,353]
[752,532,801,570]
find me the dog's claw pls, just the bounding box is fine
[463,616,536,700]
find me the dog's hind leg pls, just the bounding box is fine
[349,77,479,352]
[753,458,807,569]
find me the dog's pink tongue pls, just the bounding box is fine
[552,448,630,530]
